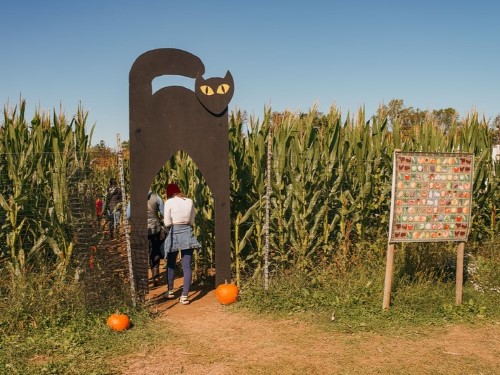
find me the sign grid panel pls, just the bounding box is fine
[389,152,474,243]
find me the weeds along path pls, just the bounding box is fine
[114,283,500,375]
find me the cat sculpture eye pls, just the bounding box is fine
[200,85,215,95]
[217,84,230,94]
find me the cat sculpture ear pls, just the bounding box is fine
[223,70,234,85]
[221,71,234,98]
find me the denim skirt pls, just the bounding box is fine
[162,224,201,255]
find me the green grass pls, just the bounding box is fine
[0,314,160,374]
[0,238,498,372]
[237,240,500,333]
[0,265,167,374]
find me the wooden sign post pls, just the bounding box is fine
[383,151,474,310]
[456,242,465,305]
[382,243,395,310]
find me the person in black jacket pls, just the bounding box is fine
[147,191,165,286]
[104,178,123,239]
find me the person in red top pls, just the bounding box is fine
[95,195,104,230]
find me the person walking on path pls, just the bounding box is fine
[95,194,104,230]
[147,191,165,287]
[126,191,165,287]
[162,183,201,305]
[104,177,123,239]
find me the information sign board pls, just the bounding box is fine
[388,152,474,242]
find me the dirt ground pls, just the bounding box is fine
[112,277,500,375]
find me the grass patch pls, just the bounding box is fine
[0,313,163,374]
[0,265,169,374]
[237,240,500,333]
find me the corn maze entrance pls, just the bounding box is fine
[128,48,234,297]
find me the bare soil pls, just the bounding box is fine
[112,278,500,375]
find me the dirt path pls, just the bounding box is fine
[113,280,500,375]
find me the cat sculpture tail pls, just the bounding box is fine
[129,48,205,96]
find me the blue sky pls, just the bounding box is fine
[1,1,499,147]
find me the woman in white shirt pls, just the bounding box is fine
[162,183,201,304]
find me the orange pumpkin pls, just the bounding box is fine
[106,311,131,331]
[215,281,239,305]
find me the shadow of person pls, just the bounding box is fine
[186,281,212,304]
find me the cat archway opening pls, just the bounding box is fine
[128,147,230,298]
[130,154,218,295]
[158,151,217,283]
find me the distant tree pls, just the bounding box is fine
[379,99,404,126]
[120,140,130,161]
[295,111,331,128]
[377,99,426,129]
[378,99,458,132]
[406,108,427,129]
[90,143,116,171]
[432,108,458,132]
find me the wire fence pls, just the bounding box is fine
[0,147,146,302]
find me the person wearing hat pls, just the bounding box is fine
[162,183,201,305]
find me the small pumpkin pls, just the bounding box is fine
[106,311,131,331]
[215,280,239,305]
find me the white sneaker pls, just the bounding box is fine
[164,291,175,299]
[179,295,190,305]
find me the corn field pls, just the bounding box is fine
[1,101,498,287]
[152,107,499,285]
[0,101,95,278]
